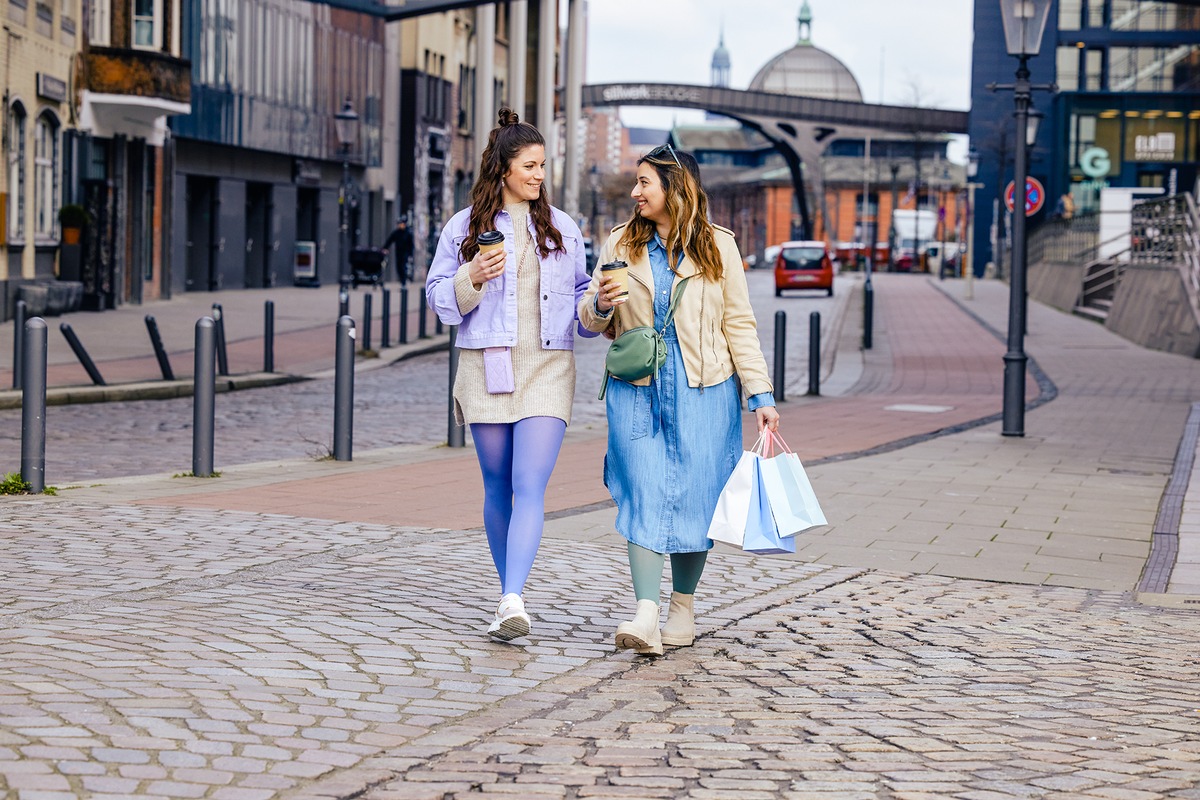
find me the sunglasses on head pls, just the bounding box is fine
[647,143,682,169]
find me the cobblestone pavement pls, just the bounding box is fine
[2,501,1198,799]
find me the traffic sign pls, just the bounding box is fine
[1004,177,1046,217]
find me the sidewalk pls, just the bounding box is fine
[25,272,1200,596]
[3,273,1200,799]
[0,283,448,407]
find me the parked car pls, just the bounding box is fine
[774,240,835,297]
[745,244,782,270]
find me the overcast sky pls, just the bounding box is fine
[585,0,975,156]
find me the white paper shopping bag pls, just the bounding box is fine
[706,435,766,548]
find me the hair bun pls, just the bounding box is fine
[497,107,520,127]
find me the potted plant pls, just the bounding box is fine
[57,204,91,245]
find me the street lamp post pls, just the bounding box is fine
[334,98,360,291]
[993,0,1053,437]
[965,149,981,300]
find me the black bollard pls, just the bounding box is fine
[338,287,350,319]
[145,315,175,381]
[21,317,47,493]
[264,300,275,373]
[212,303,229,376]
[362,293,373,353]
[773,310,786,404]
[334,315,355,461]
[399,285,410,345]
[12,299,26,390]
[381,288,391,349]
[863,280,874,350]
[193,317,216,477]
[807,311,821,397]
[59,323,106,385]
[418,288,429,339]
[448,325,465,448]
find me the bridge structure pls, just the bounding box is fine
[583,82,970,239]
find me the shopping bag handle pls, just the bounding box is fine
[750,431,769,457]
[763,428,794,456]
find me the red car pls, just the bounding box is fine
[774,240,835,297]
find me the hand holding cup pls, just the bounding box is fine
[471,231,506,288]
[596,260,630,313]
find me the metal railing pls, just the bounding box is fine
[1027,211,1100,266]
[1130,193,1200,286]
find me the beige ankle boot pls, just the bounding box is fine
[660,592,695,647]
[614,599,662,656]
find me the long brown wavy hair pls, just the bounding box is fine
[459,107,564,263]
[615,146,724,281]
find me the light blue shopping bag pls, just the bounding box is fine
[740,458,796,556]
[758,429,828,537]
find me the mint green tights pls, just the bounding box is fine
[628,542,708,602]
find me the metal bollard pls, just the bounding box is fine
[193,317,216,477]
[145,315,175,381]
[773,310,786,404]
[362,293,373,353]
[338,287,350,319]
[212,303,229,376]
[12,299,26,390]
[399,285,410,345]
[435,316,443,336]
[448,325,465,448]
[264,300,275,373]
[418,288,429,339]
[381,288,391,349]
[334,315,355,461]
[59,323,106,385]
[807,311,821,397]
[21,318,47,493]
[863,279,874,350]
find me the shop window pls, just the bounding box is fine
[34,111,59,240]
[7,102,25,242]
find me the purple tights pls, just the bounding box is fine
[470,416,567,596]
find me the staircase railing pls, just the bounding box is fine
[1130,192,1200,289]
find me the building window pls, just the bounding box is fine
[132,0,160,49]
[8,102,26,242]
[34,111,60,240]
[88,0,109,45]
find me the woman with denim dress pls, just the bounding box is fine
[579,145,780,656]
[426,108,594,642]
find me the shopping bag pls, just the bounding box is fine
[740,458,796,555]
[706,435,764,548]
[758,429,827,537]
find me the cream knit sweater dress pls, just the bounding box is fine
[451,201,576,426]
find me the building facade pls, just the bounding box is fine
[1,0,84,314]
[970,0,1200,271]
[168,0,385,292]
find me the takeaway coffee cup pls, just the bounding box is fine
[477,230,505,254]
[600,260,629,298]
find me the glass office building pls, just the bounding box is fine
[970,0,1200,269]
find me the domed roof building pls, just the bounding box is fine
[748,1,863,103]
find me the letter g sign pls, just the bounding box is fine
[1080,147,1111,179]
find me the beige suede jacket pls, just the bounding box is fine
[578,223,773,398]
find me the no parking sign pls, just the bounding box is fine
[1004,177,1046,217]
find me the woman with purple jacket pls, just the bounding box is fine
[426,108,594,642]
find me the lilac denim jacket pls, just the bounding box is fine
[425,205,596,349]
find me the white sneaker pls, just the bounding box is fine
[487,593,531,641]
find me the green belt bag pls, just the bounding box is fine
[599,277,690,400]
